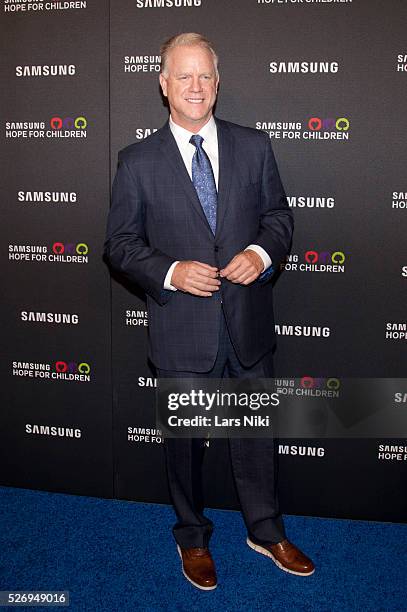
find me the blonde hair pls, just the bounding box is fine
[160,32,219,76]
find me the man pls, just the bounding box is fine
[104,32,314,590]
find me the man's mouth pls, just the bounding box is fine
[185,98,204,104]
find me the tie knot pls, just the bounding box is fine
[189,134,204,148]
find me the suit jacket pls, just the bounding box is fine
[103,117,293,371]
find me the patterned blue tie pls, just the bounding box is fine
[189,134,217,235]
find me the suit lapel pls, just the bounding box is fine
[214,118,234,238]
[158,121,214,237]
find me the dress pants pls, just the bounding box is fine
[157,306,286,549]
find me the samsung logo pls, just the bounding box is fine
[287,196,335,208]
[378,444,407,454]
[275,325,331,337]
[137,377,157,387]
[18,191,77,203]
[21,311,79,325]
[136,0,201,6]
[270,61,339,73]
[15,64,76,77]
[279,445,325,457]
[25,424,82,438]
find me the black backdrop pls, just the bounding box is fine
[1,0,406,522]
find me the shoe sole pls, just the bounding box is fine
[176,545,217,590]
[246,538,315,576]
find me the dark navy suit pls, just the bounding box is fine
[104,117,293,548]
[104,118,293,372]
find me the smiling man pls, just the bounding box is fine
[104,32,314,590]
[159,43,217,132]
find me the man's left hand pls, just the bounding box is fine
[220,250,264,285]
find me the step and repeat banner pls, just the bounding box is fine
[1,0,406,522]
[1,1,113,497]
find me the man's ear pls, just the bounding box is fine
[159,73,167,97]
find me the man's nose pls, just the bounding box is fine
[189,76,202,91]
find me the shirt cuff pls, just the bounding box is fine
[245,245,272,272]
[163,261,179,291]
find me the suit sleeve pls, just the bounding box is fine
[103,153,176,305]
[253,134,294,274]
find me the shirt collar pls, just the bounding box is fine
[169,115,217,146]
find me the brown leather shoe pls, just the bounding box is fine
[247,537,315,576]
[177,545,217,590]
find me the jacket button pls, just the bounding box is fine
[214,246,219,252]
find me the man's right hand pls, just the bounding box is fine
[171,261,221,297]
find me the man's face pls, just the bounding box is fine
[159,44,219,132]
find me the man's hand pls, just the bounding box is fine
[171,261,221,297]
[220,249,264,285]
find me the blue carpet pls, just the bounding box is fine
[0,486,406,611]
